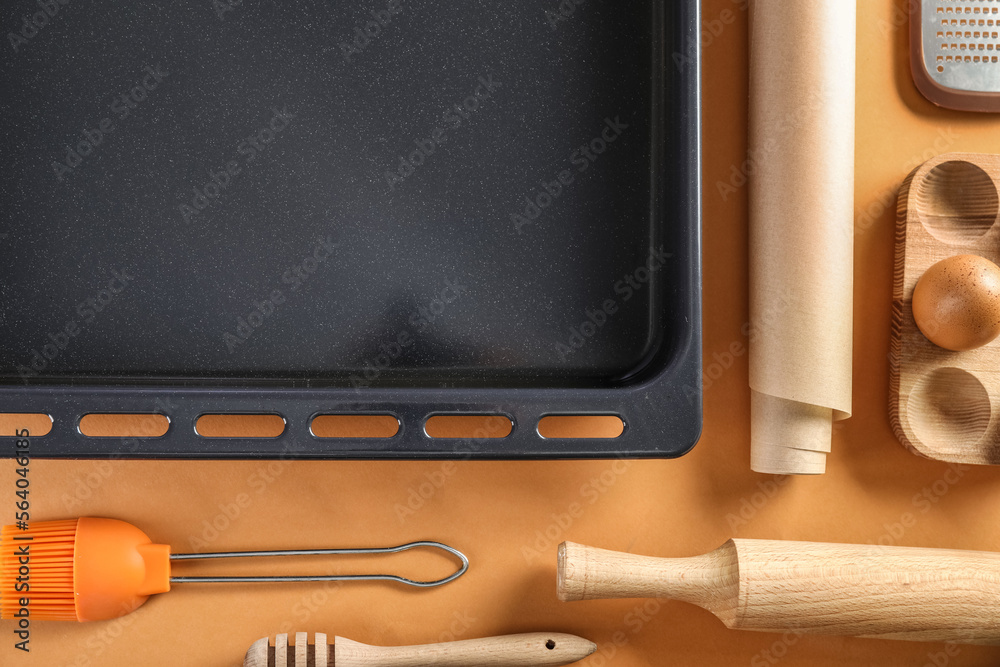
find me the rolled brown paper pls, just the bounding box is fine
[748,0,855,474]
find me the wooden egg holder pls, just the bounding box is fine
[891,153,1000,465]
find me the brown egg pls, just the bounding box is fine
[912,254,1000,351]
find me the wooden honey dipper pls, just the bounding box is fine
[243,631,597,666]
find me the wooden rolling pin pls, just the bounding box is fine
[558,539,1000,644]
[244,632,596,666]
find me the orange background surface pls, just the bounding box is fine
[5,1,1000,664]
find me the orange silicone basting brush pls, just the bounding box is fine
[0,518,468,622]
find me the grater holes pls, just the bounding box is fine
[931,2,1000,81]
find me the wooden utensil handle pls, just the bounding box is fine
[559,539,1000,644]
[557,540,739,606]
[335,633,596,667]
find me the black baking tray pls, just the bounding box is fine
[0,0,701,459]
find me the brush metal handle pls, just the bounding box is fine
[558,539,1000,645]
[335,633,595,666]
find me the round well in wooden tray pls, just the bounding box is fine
[916,160,999,245]
[906,367,992,453]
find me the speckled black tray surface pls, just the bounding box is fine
[0,0,701,458]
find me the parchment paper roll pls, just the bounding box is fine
[748,0,855,475]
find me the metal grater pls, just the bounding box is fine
[911,0,1000,112]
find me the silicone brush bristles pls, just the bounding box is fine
[1,519,79,621]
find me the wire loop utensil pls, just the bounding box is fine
[169,541,469,587]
